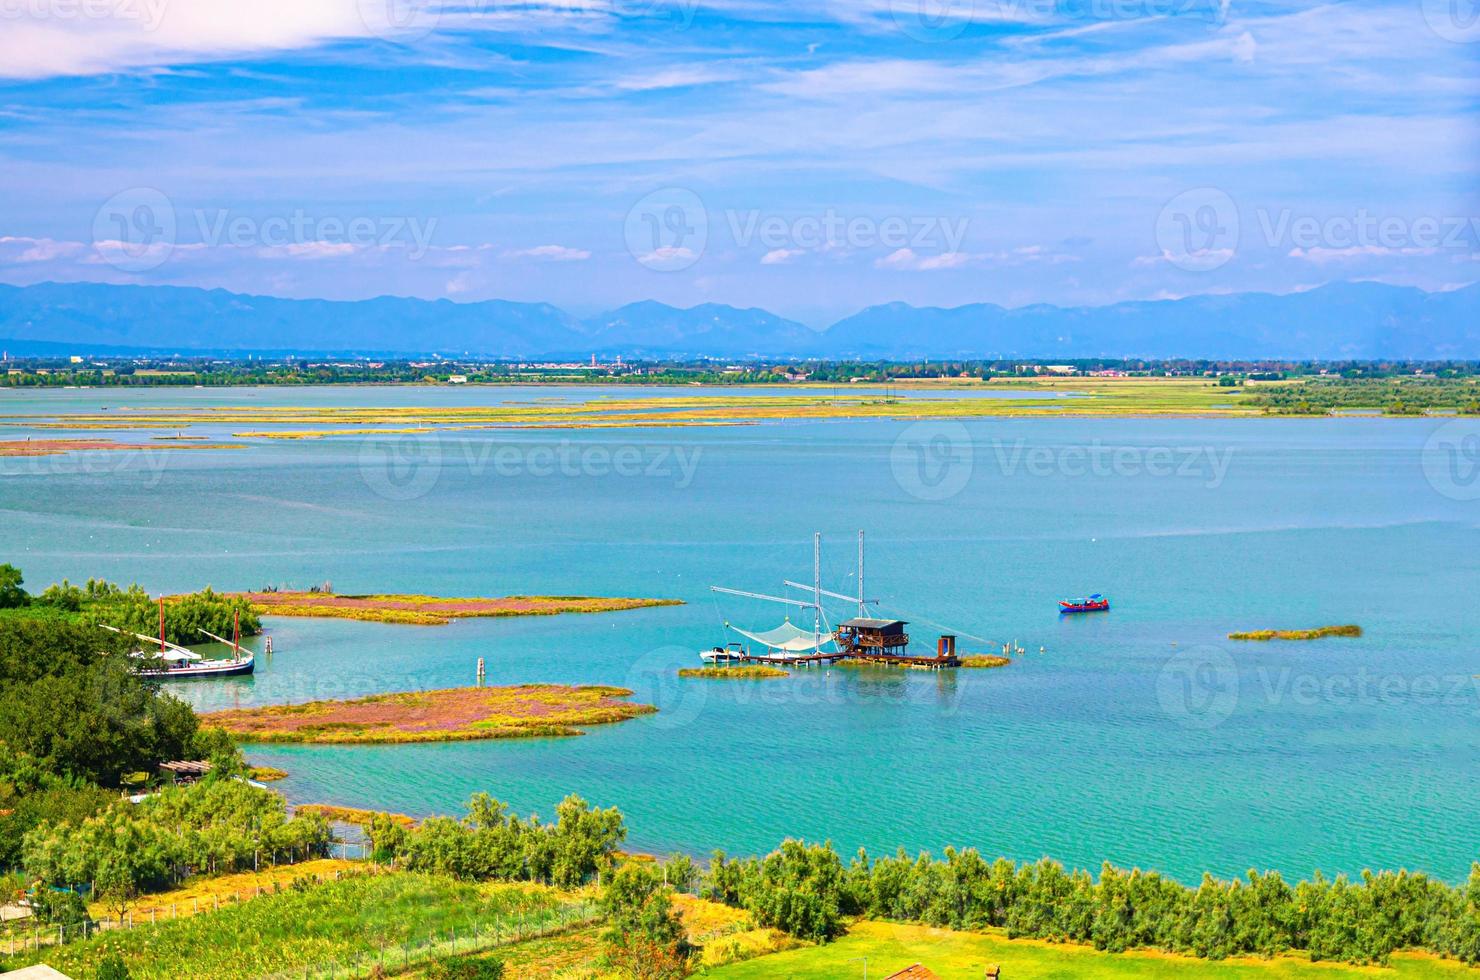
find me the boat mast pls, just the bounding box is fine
[858,529,866,618]
[813,532,822,646]
[158,597,166,652]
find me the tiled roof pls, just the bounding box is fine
[883,966,940,980]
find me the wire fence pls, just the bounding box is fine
[1,860,384,956]
[283,902,600,979]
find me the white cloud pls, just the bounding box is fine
[874,248,972,271]
[0,236,86,262]
[0,0,374,79]
[760,248,802,265]
[502,244,591,262]
[1288,245,1440,263]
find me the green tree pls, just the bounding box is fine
[600,863,691,980]
[0,563,26,608]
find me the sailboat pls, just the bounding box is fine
[100,603,255,679]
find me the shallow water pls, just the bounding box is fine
[4,387,1477,882]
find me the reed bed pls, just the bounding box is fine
[1228,624,1363,641]
[234,591,682,626]
[960,655,1013,668]
[677,666,790,679]
[204,684,658,744]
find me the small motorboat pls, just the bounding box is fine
[1060,593,1110,614]
[699,642,747,664]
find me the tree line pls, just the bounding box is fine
[366,795,1480,970]
[0,566,260,646]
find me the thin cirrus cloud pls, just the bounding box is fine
[0,0,1473,318]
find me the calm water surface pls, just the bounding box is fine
[3,386,1476,883]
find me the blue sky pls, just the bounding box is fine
[0,0,1476,324]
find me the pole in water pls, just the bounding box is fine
[476,657,486,687]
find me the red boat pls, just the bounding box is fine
[1060,594,1110,613]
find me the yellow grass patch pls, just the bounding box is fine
[204,684,658,744]
[960,655,1012,668]
[677,666,790,679]
[86,859,361,922]
[232,591,682,626]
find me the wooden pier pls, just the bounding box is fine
[703,620,962,671]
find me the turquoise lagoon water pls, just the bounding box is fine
[2,386,1478,883]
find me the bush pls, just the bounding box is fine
[425,955,504,979]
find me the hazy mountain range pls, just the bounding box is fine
[1,280,1476,360]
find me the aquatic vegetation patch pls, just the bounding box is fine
[960,654,1012,668]
[0,438,245,456]
[234,591,682,625]
[246,765,287,781]
[1228,624,1363,641]
[678,666,790,679]
[204,684,658,743]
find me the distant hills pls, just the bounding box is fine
[1,280,1476,360]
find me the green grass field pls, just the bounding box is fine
[0,872,587,979]
[705,921,1472,979]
